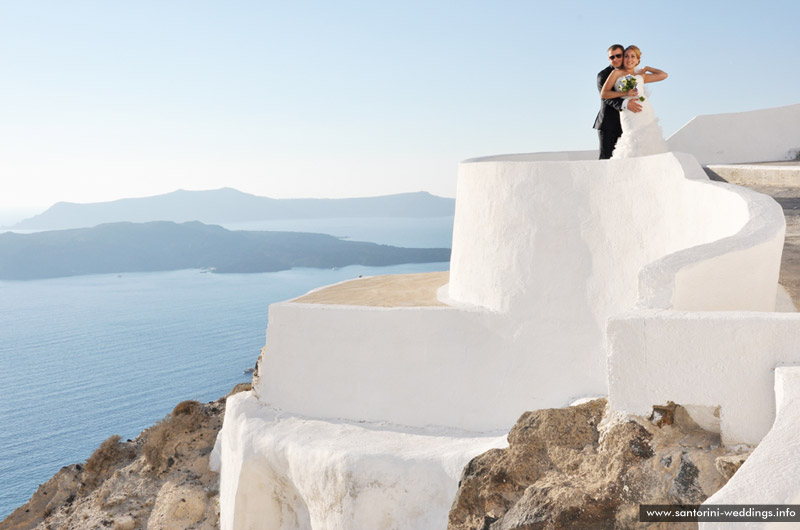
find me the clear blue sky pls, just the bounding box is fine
[2,0,799,215]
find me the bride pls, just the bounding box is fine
[600,45,668,158]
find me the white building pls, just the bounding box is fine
[213,103,800,530]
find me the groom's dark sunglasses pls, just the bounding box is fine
[608,53,623,59]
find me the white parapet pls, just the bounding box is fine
[606,151,790,446]
[634,156,785,311]
[255,302,529,431]
[667,103,800,165]
[699,366,800,529]
[448,151,776,314]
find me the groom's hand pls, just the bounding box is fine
[627,100,643,113]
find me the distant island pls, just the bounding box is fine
[0,221,450,280]
[7,189,455,231]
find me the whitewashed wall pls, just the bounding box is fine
[448,152,769,314]
[255,152,782,432]
[225,103,800,528]
[700,367,800,529]
[605,153,789,446]
[608,311,800,446]
[256,303,521,431]
[667,103,800,165]
[634,157,785,311]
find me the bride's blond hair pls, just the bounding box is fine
[625,45,642,65]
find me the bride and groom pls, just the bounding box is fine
[593,44,668,159]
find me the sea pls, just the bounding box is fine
[0,216,453,520]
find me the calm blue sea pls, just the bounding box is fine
[0,216,453,519]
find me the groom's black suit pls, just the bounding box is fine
[593,65,624,159]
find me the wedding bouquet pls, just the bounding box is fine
[619,75,645,102]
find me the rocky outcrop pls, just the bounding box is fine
[448,400,750,530]
[2,384,250,530]
[3,392,755,530]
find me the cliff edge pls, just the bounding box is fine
[448,400,749,530]
[2,384,250,530]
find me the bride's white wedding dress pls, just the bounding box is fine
[611,73,668,158]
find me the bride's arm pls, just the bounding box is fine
[641,66,667,83]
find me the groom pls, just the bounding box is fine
[594,44,641,159]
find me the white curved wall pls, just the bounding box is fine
[225,104,800,527]
[605,154,789,446]
[462,149,598,163]
[448,152,761,315]
[254,152,783,432]
[667,103,800,165]
[635,156,785,311]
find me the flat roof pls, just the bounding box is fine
[291,271,450,307]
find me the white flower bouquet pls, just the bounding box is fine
[619,75,645,102]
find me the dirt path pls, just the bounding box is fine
[750,186,800,307]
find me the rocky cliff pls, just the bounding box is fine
[2,384,250,530]
[3,394,751,530]
[448,400,750,530]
